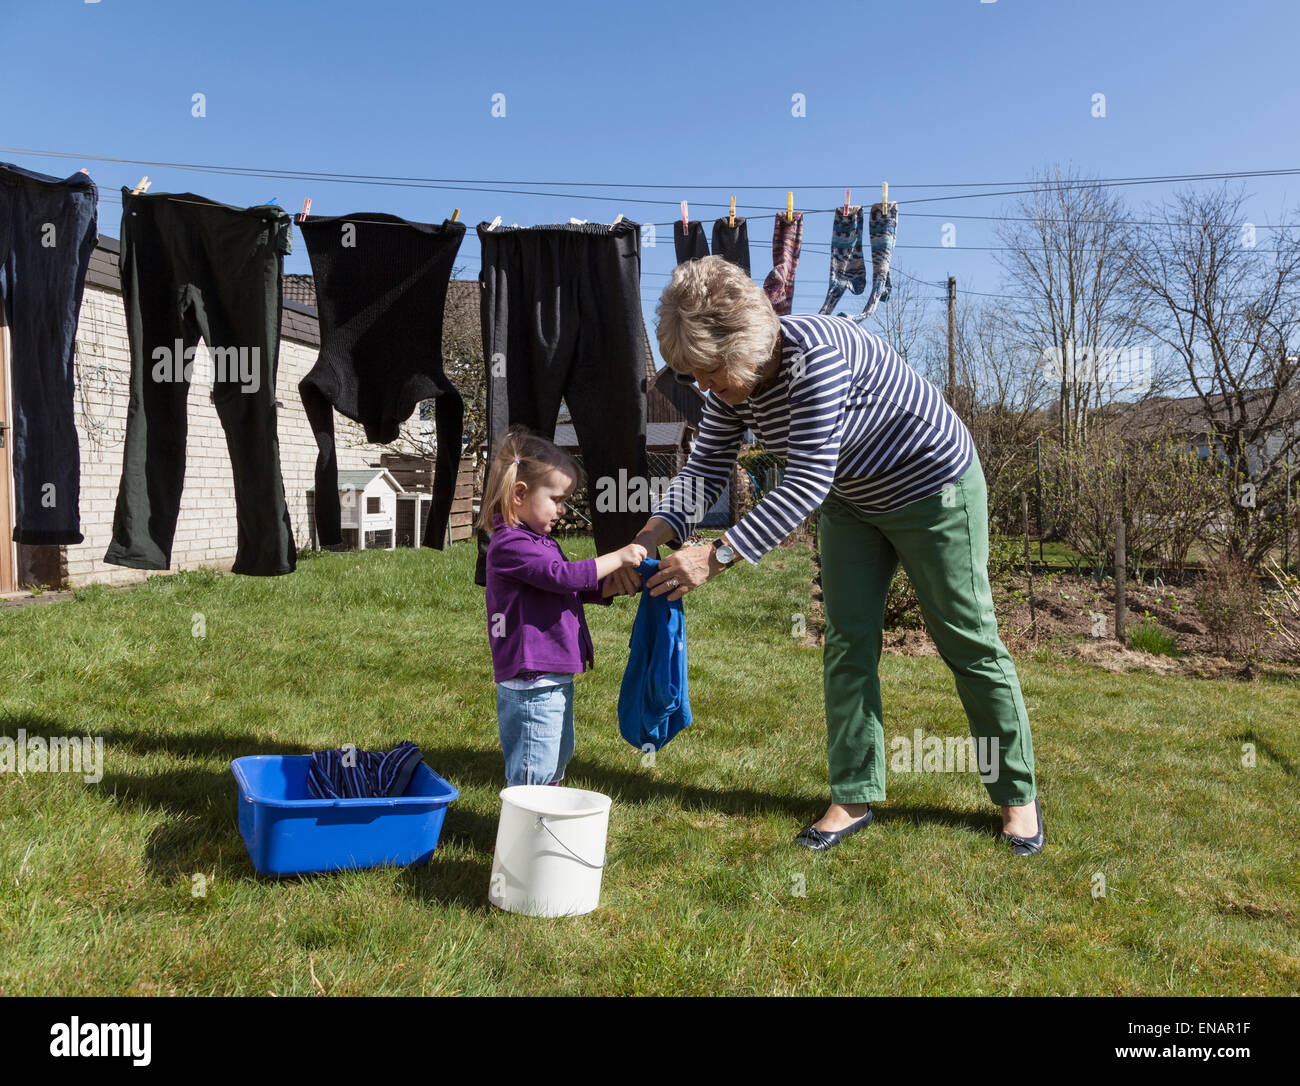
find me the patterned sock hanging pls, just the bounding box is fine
[763,211,803,315]
[855,202,897,322]
[819,206,866,315]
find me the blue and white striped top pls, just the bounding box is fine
[651,314,975,564]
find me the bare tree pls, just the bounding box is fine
[873,263,934,373]
[1129,185,1300,566]
[995,164,1151,447]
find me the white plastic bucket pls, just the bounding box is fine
[488,785,612,917]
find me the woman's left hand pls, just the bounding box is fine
[645,544,718,602]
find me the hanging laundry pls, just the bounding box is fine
[710,216,751,275]
[104,189,297,576]
[762,211,803,315]
[673,219,709,264]
[297,212,465,550]
[819,205,867,315]
[618,558,692,752]
[856,202,897,322]
[474,220,651,588]
[0,162,98,545]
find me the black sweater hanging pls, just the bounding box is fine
[298,212,466,549]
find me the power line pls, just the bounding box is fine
[10,144,1300,227]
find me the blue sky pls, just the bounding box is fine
[6,0,1300,364]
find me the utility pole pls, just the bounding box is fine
[946,276,956,410]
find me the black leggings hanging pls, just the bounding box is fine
[475,219,650,587]
[297,212,465,550]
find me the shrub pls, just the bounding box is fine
[1194,553,1264,659]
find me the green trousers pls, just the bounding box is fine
[816,454,1036,807]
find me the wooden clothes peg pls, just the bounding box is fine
[681,200,689,233]
[729,197,735,228]
[610,213,624,230]
[881,181,890,215]
[451,208,460,222]
[844,189,851,215]
[131,176,150,195]
[787,192,794,222]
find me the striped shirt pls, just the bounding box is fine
[651,314,975,564]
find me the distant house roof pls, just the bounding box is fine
[552,421,687,451]
[650,366,705,426]
[1119,385,1300,440]
[282,273,317,309]
[334,468,404,492]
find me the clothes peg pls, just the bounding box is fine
[79,168,89,175]
[487,215,502,231]
[787,192,794,222]
[729,197,735,228]
[297,197,312,223]
[881,181,889,214]
[610,213,625,230]
[681,201,689,233]
[131,177,150,195]
[267,198,278,205]
[451,208,460,222]
[844,189,851,215]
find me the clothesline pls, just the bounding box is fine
[9,144,1300,228]
[89,191,1300,256]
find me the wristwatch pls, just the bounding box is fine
[712,538,737,566]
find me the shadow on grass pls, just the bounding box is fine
[1232,728,1298,778]
[420,744,1006,843]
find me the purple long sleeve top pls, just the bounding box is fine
[484,512,612,683]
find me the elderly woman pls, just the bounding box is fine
[606,256,1043,855]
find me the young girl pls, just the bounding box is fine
[479,427,646,787]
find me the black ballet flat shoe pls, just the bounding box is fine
[1000,797,1045,856]
[794,806,873,852]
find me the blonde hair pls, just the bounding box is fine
[655,255,780,387]
[477,425,586,533]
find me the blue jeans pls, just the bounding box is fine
[496,680,575,786]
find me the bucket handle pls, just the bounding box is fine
[535,815,605,870]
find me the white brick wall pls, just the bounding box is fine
[64,286,390,587]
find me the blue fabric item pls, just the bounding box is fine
[618,558,692,752]
[306,740,424,800]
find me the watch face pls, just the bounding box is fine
[716,544,735,564]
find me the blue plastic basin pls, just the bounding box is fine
[231,754,459,876]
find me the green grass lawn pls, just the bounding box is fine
[1,540,1296,995]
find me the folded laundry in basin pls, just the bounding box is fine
[306,739,425,800]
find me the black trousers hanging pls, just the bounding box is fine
[297,213,465,550]
[475,220,650,587]
[0,161,98,545]
[105,189,297,576]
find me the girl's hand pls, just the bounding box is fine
[621,542,648,568]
